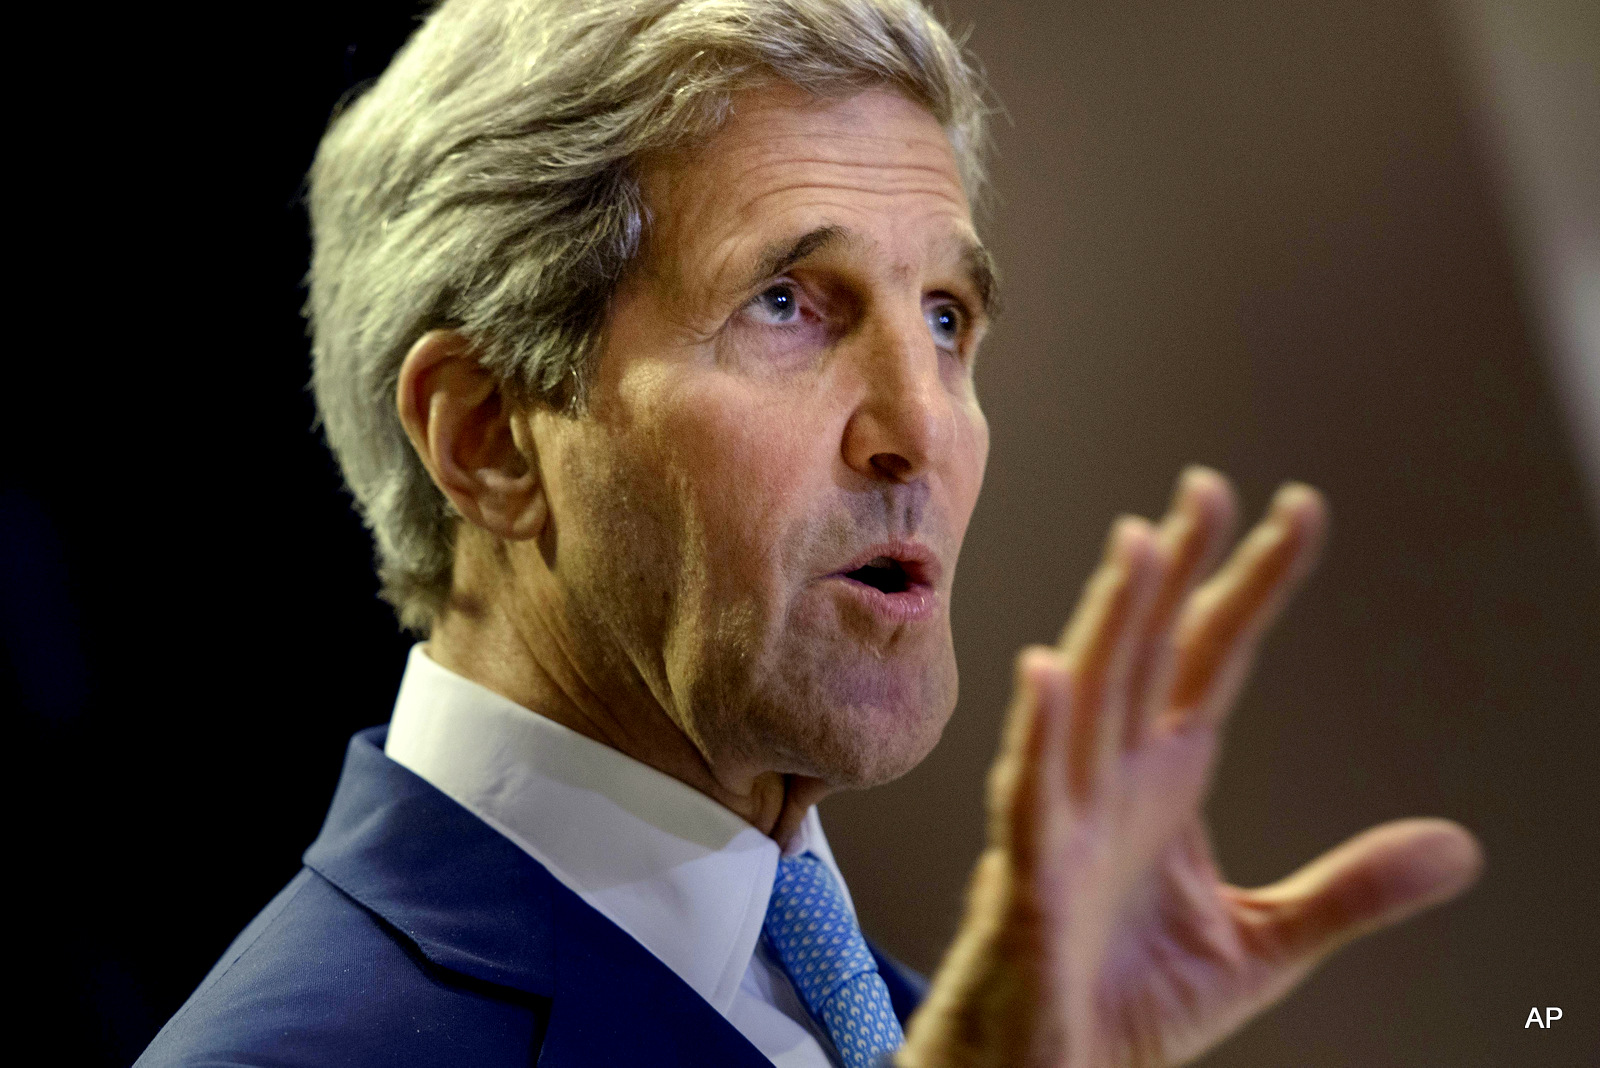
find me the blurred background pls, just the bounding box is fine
[9,1,1595,1064]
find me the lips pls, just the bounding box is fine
[825,541,942,623]
[830,541,941,589]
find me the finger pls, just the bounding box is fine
[985,646,1072,870]
[1225,818,1484,967]
[1163,482,1328,730]
[1057,516,1163,800]
[1125,467,1239,746]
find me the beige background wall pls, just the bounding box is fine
[821,1,1600,1064]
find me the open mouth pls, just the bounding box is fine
[843,556,912,594]
[827,545,940,623]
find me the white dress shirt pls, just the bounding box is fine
[383,643,854,1067]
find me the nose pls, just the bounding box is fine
[840,307,956,483]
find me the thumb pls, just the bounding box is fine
[1227,818,1484,965]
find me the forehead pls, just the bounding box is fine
[639,85,975,292]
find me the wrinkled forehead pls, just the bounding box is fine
[634,84,978,295]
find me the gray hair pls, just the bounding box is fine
[305,0,992,634]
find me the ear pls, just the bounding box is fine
[396,329,547,541]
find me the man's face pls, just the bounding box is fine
[523,85,991,790]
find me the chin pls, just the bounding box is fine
[825,712,947,789]
[775,661,958,790]
[690,613,961,789]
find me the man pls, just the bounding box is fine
[138,0,1483,1065]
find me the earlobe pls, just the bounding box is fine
[396,329,548,541]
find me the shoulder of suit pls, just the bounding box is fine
[135,868,549,1067]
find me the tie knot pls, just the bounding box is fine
[764,853,904,1067]
[765,854,878,1008]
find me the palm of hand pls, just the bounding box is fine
[1087,777,1470,1068]
[902,469,1481,1068]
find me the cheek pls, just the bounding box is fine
[973,406,991,486]
[651,377,827,587]
[553,423,682,601]
[950,397,990,529]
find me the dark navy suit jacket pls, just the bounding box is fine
[137,727,927,1066]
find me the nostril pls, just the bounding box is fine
[870,453,914,481]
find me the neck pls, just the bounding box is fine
[425,572,829,847]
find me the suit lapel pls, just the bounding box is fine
[539,879,772,1066]
[871,943,930,1029]
[304,727,771,1066]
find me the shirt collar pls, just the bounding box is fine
[383,643,854,1014]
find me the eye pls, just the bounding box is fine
[745,283,802,325]
[925,299,965,352]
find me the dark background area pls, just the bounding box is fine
[10,1,1597,1065]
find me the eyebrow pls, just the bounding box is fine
[740,224,1003,321]
[743,225,851,292]
[960,239,1002,321]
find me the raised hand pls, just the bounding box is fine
[898,467,1483,1068]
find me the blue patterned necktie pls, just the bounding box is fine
[763,852,905,1068]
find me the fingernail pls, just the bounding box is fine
[1103,515,1132,559]
[1180,465,1213,492]
[1022,646,1067,698]
[1112,514,1153,557]
[1169,467,1199,511]
[1271,481,1313,515]
[1174,466,1227,517]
